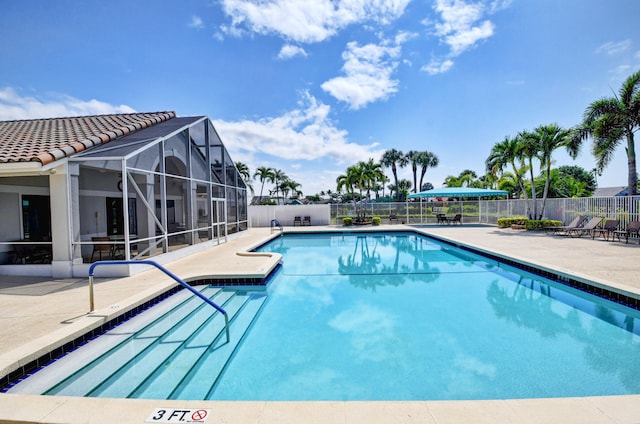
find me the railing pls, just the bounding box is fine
[88,259,230,343]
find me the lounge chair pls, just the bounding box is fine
[612,220,640,244]
[293,216,302,226]
[545,215,585,235]
[591,219,619,241]
[303,216,311,226]
[447,214,462,225]
[562,217,603,238]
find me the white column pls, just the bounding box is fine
[49,162,76,277]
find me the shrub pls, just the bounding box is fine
[343,217,353,226]
[372,216,381,226]
[526,219,561,230]
[497,217,528,228]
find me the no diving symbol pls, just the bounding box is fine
[191,410,208,422]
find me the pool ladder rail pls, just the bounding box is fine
[270,219,283,233]
[88,259,230,343]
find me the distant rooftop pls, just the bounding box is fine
[0,111,176,165]
[592,186,628,197]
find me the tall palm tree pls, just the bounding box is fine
[253,166,274,202]
[516,130,541,219]
[359,158,385,200]
[406,150,421,193]
[417,151,439,193]
[532,123,572,218]
[486,135,529,203]
[571,70,640,195]
[272,169,288,205]
[381,149,407,201]
[396,178,412,201]
[234,161,253,194]
[337,165,361,215]
[285,180,302,199]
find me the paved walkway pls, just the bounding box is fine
[1,224,640,423]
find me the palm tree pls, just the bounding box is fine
[234,161,254,194]
[517,130,541,219]
[253,166,274,202]
[381,149,408,201]
[571,70,640,195]
[286,180,302,199]
[417,151,439,193]
[272,169,288,205]
[337,165,364,216]
[235,161,250,181]
[406,150,421,193]
[396,178,412,201]
[497,171,520,195]
[443,174,462,187]
[359,158,385,200]
[531,124,572,218]
[486,135,529,203]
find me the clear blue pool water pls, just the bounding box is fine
[8,231,640,400]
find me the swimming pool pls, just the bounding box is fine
[7,231,640,400]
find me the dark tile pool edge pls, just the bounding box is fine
[423,231,640,310]
[0,265,280,392]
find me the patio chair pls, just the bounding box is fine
[447,214,462,225]
[303,216,311,226]
[293,216,302,226]
[591,219,619,241]
[389,213,398,224]
[91,237,113,262]
[562,217,603,238]
[436,213,448,224]
[545,215,585,235]
[612,220,640,244]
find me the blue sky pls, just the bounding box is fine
[1,0,639,197]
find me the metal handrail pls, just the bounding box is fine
[88,259,230,343]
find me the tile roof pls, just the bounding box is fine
[0,111,176,165]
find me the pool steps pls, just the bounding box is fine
[10,285,266,399]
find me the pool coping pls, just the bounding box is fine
[2,225,640,423]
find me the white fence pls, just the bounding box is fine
[481,196,640,229]
[249,196,640,230]
[248,204,331,227]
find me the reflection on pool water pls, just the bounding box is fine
[8,231,640,400]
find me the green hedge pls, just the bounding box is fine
[497,217,528,228]
[497,217,562,230]
[343,217,353,226]
[526,219,561,230]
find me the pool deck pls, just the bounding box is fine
[1,224,640,423]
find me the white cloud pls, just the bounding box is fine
[188,15,204,29]
[423,0,506,75]
[433,0,494,56]
[0,87,136,121]
[213,91,383,163]
[219,0,410,43]
[321,41,401,109]
[422,58,454,75]
[277,44,307,60]
[595,40,631,56]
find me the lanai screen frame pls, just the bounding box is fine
[69,116,248,263]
